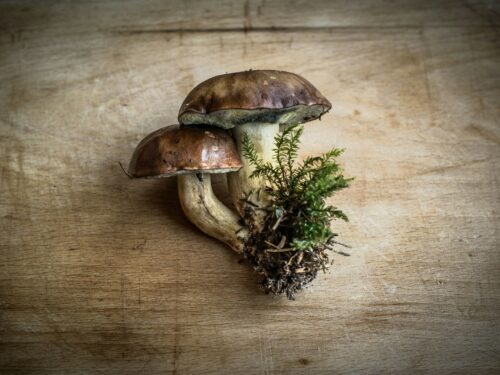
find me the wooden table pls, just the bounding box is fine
[1,1,499,373]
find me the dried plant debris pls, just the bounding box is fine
[241,124,353,299]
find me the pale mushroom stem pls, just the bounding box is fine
[178,173,248,253]
[228,123,280,227]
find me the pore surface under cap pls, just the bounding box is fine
[178,70,332,129]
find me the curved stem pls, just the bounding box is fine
[178,173,248,253]
[227,123,280,228]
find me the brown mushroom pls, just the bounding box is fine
[128,124,248,252]
[178,70,331,225]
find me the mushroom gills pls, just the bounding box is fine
[180,104,327,130]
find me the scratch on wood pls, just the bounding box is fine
[419,28,435,114]
[110,25,500,35]
[244,0,252,32]
[468,124,500,145]
[256,331,276,374]
[173,324,180,375]
[343,328,352,343]
[462,0,500,28]
[138,276,141,307]
[133,238,147,251]
[416,157,491,176]
[172,256,181,374]
[258,331,264,374]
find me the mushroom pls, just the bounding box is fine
[177,70,332,227]
[128,124,248,252]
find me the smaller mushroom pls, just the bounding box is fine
[128,124,248,252]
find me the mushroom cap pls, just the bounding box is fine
[128,125,243,178]
[178,70,332,129]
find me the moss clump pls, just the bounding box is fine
[241,124,353,299]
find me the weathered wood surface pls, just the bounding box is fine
[1,1,499,374]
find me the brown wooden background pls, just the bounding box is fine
[1,1,499,374]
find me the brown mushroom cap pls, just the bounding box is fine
[178,70,332,129]
[128,125,243,178]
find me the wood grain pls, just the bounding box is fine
[1,1,499,374]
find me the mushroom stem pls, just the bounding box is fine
[178,173,248,253]
[228,123,280,226]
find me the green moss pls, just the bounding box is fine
[241,124,353,299]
